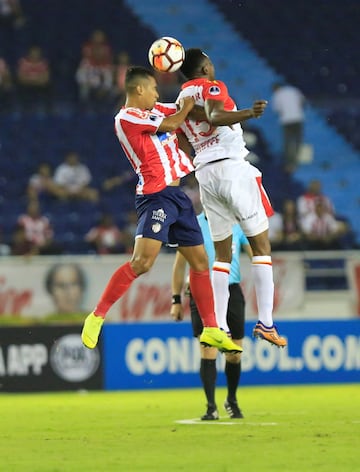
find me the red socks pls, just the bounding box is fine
[94,261,138,318]
[189,268,217,327]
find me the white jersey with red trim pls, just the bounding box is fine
[114,102,194,195]
[177,78,249,169]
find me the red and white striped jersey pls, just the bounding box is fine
[177,78,249,169]
[17,215,53,246]
[114,102,194,195]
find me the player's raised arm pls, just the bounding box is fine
[205,99,267,126]
[158,96,195,132]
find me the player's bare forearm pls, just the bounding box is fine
[159,97,195,132]
[205,99,267,126]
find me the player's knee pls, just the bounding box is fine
[225,352,242,363]
[130,256,154,275]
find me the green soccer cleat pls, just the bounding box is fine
[199,327,243,353]
[81,312,104,349]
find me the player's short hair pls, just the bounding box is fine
[180,48,208,79]
[125,66,155,91]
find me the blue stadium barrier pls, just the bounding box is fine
[103,320,360,390]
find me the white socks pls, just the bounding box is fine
[251,255,274,327]
[212,262,231,332]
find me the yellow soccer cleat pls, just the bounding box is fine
[81,312,104,349]
[200,327,243,353]
[253,321,287,348]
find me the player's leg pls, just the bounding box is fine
[179,244,242,354]
[223,284,244,418]
[248,230,286,347]
[196,169,234,333]
[81,237,162,348]
[213,236,232,333]
[189,294,219,420]
[228,163,286,348]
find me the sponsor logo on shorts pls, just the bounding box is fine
[152,208,167,222]
[152,223,162,233]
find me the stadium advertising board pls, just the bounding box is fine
[0,254,304,321]
[103,320,360,389]
[0,326,102,392]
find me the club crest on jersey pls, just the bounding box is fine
[152,208,167,223]
[209,85,221,96]
[152,222,162,233]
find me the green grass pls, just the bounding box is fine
[0,384,359,471]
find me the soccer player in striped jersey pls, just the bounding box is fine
[81,66,241,355]
[176,49,287,347]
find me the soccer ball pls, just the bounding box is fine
[148,36,185,73]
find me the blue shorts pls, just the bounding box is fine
[135,186,204,247]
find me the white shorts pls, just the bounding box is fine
[195,159,273,240]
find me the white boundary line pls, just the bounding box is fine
[175,417,278,426]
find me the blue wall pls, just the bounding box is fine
[103,320,360,390]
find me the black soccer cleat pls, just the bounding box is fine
[224,399,244,419]
[201,404,219,421]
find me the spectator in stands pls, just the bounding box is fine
[0,56,13,112]
[81,29,113,65]
[280,199,304,250]
[16,45,52,112]
[0,227,11,256]
[272,82,305,173]
[101,169,136,193]
[16,199,62,255]
[0,0,25,29]
[301,200,348,250]
[11,224,36,256]
[122,209,138,254]
[45,262,87,314]
[297,179,334,227]
[268,209,284,251]
[76,29,114,110]
[53,151,99,202]
[27,162,67,201]
[113,50,131,107]
[84,213,126,255]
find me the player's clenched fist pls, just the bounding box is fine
[251,100,268,118]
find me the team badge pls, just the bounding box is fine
[209,85,221,96]
[152,222,162,233]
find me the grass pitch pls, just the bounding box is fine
[0,384,359,471]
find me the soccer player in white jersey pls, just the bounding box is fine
[176,49,287,347]
[81,66,241,355]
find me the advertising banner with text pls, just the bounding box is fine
[103,320,360,390]
[0,253,304,322]
[0,325,102,392]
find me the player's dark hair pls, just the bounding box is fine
[180,48,208,79]
[125,66,155,91]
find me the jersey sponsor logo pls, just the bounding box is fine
[149,115,157,121]
[209,85,221,96]
[127,108,149,119]
[152,208,167,223]
[152,223,162,233]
